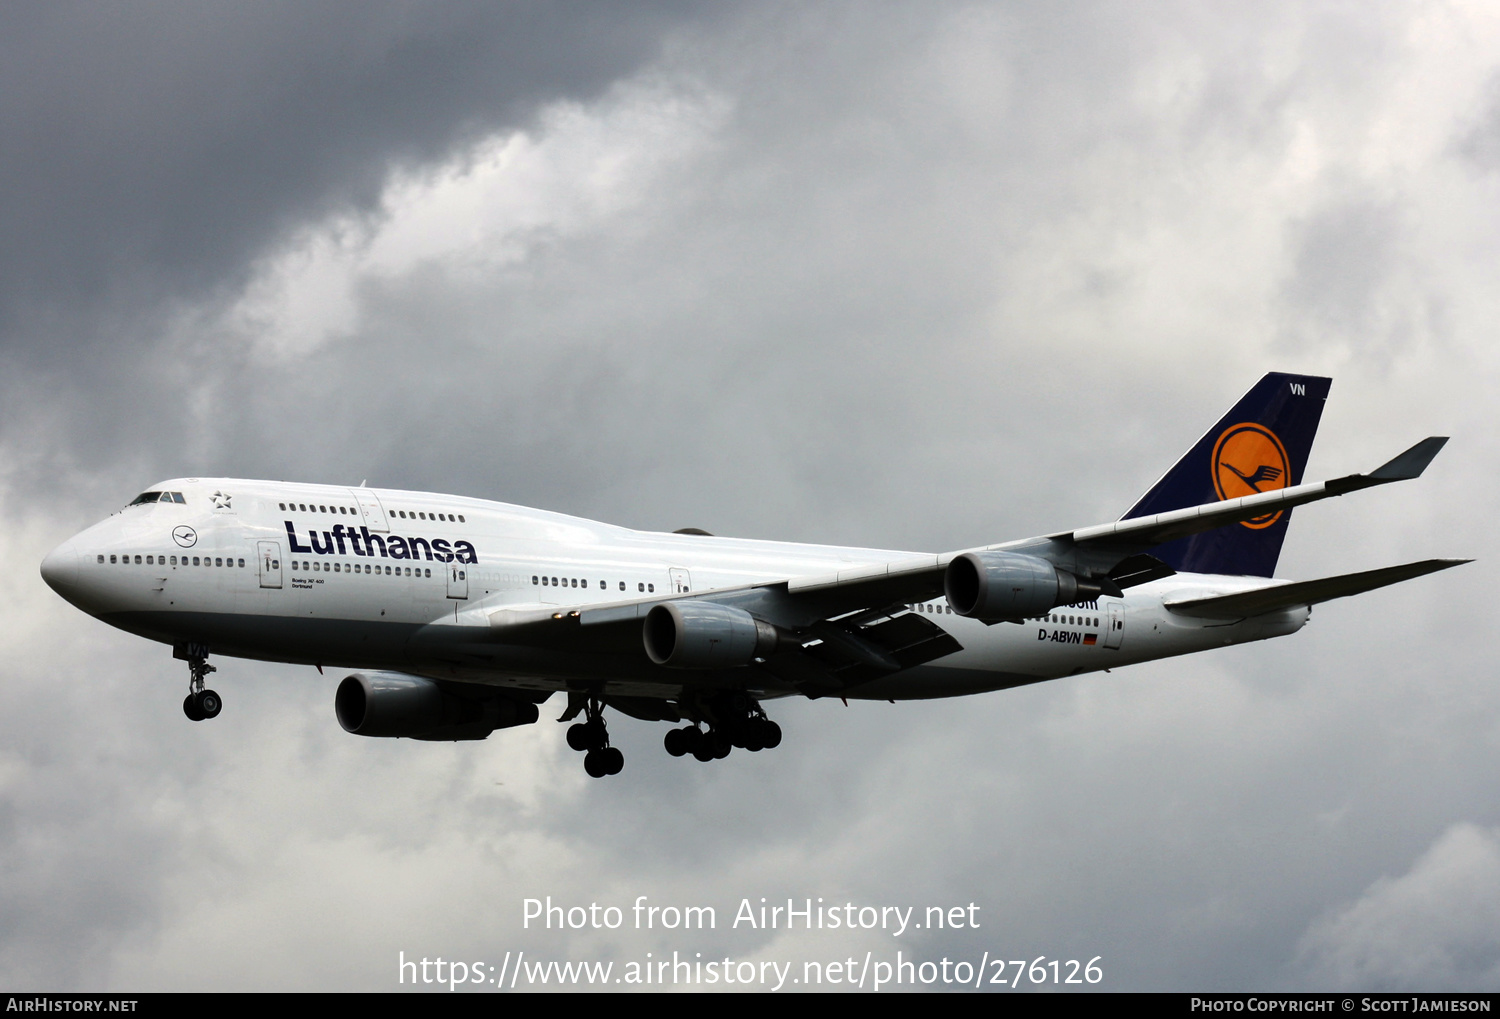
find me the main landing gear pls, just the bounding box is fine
[664,694,781,764]
[176,643,222,722]
[563,696,624,778]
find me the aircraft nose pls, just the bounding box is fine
[40,540,80,602]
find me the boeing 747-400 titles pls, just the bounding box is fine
[40,373,1466,777]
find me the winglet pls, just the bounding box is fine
[1367,436,1448,481]
[1326,436,1450,496]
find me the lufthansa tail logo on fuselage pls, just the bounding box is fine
[1211,422,1290,529]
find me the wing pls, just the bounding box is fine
[462,436,1448,695]
[755,435,1450,603]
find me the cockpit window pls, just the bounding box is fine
[127,491,185,507]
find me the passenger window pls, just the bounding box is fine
[425,568,431,578]
[133,555,141,564]
[648,584,654,593]
[110,555,117,564]
[170,556,177,565]
[292,562,298,571]
[619,582,625,591]
[279,503,286,511]
[458,515,465,523]
[97,555,104,564]
[638,583,644,592]
[239,559,245,568]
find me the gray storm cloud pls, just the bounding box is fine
[1,1,1494,991]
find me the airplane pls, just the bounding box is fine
[39,373,1466,778]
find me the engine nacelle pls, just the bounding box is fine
[944,551,1103,620]
[335,671,539,740]
[643,601,780,669]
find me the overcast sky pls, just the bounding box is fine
[3,1,1497,992]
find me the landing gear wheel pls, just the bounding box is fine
[567,723,593,752]
[757,719,782,749]
[582,744,624,777]
[693,729,731,761]
[664,728,687,757]
[196,689,222,719]
[179,642,220,721]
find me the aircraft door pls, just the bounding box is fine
[257,541,283,589]
[446,563,468,600]
[351,488,389,532]
[1104,603,1124,649]
[669,568,691,594]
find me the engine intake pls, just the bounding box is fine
[643,601,782,669]
[335,672,539,740]
[944,551,1104,620]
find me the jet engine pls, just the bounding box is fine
[335,671,539,740]
[643,601,782,669]
[944,551,1105,621]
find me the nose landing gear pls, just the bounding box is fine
[176,643,222,722]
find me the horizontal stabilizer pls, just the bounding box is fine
[1165,558,1470,619]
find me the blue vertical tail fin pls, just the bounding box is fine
[1122,372,1332,577]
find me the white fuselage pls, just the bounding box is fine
[40,477,1309,702]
